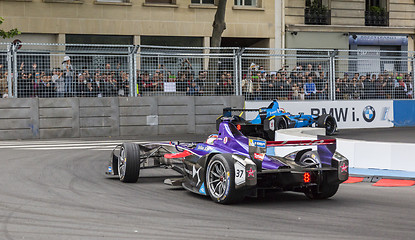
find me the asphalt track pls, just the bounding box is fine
[0,134,414,240]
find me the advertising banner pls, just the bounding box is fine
[245,100,394,129]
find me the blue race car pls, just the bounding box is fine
[107,119,348,204]
[217,100,337,140]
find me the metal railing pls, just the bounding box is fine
[0,43,413,100]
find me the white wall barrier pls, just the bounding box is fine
[273,128,415,172]
[246,100,394,129]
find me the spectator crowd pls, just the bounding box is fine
[0,59,413,100]
[241,64,414,100]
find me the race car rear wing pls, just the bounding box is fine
[222,107,259,117]
[266,137,337,166]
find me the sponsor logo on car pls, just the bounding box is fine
[249,139,266,148]
[247,167,256,178]
[254,153,265,161]
[198,183,206,195]
[340,162,348,173]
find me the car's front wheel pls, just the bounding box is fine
[118,143,141,183]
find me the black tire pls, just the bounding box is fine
[317,114,337,136]
[276,118,287,130]
[264,117,286,140]
[118,143,141,183]
[305,182,339,200]
[205,154,244,204]
[110,152,119,175]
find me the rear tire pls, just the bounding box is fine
[265,117,286,140]
[118,143,141,183]
[305,183,339,200]
[317,114,337,136]
[205,154,244,204]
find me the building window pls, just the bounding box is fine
[305,0,331,25]
[145,0,173,3]
[192,0,214,4]
[95,0,129,2]
[365,0,388,26]
[234,0,257,7]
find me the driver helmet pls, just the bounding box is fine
[206,134,218,145]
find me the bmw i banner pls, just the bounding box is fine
[246,100,394,129]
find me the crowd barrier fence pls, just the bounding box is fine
[0,43,414,101]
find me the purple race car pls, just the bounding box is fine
[106,119,349,204]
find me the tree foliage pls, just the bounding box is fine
[0,17,20,39]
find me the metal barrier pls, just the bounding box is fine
[0,43,414,100]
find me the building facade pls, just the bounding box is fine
[0,0,277,48]
[284,0,415,52]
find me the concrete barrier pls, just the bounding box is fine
[0,96,244,140]
[274,128,415,172]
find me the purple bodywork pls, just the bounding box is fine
[180,120,335,170]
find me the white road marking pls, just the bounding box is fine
[0,140,147,150]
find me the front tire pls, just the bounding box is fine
[118,143,141,183]
[205,154,244,204]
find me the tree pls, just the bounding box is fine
[0,17,20,39]
[211,0,227,48]
[207,0,227,95]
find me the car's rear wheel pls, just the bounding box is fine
[205,154,244,204]
[305,182,339,200]
[317,114,337,136]
[266,117,286,140]
[118,143,140,183]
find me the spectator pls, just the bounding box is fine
[316,71,328,100]
[140,72,155,93]
[350,77,362,99]
[186,81,201,96]
[0,72,6,97]
[84,82,96,97]
[52,69,65,97]
[241,73,254,100]
[375,74,386,99]
[406,75,413,99]
[195,71,206,94]
[118,72,129,96]
[62,56,74,97]
[2,87,8,98]
[177,72,188,92]
[291,83,300,100]
[304,76,317,100]
[252,75,262,100]
[93,72,104,97]
[395,75,407,99]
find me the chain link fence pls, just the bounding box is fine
[137,45,238,96]
[0,43,414,100]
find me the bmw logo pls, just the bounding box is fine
[362,106,376,122]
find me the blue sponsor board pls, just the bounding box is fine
[393,100,415,127]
